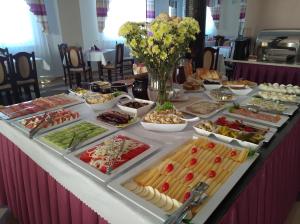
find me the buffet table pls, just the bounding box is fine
[227,59,300,86]
[0,92,300,224]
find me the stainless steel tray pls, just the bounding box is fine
[193,115,277,150]
[35,119,117,156]
[179,100,230,119]
[205,90,238,102]
[0,94,84,120]
[223,108,289,128]
[108,136,259,223]
[64,131,161,183]
[11,109,81,137]
[240,97,298,116]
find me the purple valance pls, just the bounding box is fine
[96,7,108,17]
[146,10,155,19]
[28,3,47,16]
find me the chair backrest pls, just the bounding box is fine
[58,43,68,63]
[0,47,9,57]
[115,43,124,66]
[214,35,225,46]
[203,47,219,70]
[66,46,85,68]
[0,55,12,85]
[10,52,37,81]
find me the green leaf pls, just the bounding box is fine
[156,102,174,111]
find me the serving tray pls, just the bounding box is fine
[180,100,229,119]
[35,119,117,156]
[223,108,289,128]
[240,97,299,116]
[11,108,81,137]
[193,115,277,150]
[108,136,259,223]
[0,94,84,120]
[64,131,161,183]
[205,90,238,102]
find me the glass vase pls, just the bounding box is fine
[147,68,174,105]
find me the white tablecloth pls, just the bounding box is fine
[0,92,249,224]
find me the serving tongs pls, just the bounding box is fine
[245,105,285,115]
[106,137,126,175]
[29,112,53,139]
[68,128,94,152]
[164,182,209,224]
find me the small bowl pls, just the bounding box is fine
[229,87,253,96]
[203,84,222,91]
[86,94,132,111]
[117,98,155,116]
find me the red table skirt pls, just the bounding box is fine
[1,119,300,224]
[233,62,300,85]
[0,135,107,224]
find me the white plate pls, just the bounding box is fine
[240,97,299,116]
[229,87,253,96]
[193,116,277,150]
[117,98,155,116]
[11,109,81,137]
[35,120,117,156]
[108,136,259,223]
[180,100,228,119]
[64,131,161,183]
[86,94,132,111]
[223,108,289,128]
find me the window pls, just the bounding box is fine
[0,0,34,47]
[103,0,146,39]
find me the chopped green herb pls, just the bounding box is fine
[156,102,174,111]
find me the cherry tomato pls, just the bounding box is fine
[191,147,198,154]
[183,192,191,202]
[166,163,174,173]
[161,182,170,192]
[185,172,194,182]
[214,156,222,163]
[189,158,197,166]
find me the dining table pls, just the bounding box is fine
[0,89,299,224]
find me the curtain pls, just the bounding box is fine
[146,0,155,23]
[96,0,110,33]
[25,0,48,33]
[238,0,247,35]
[207,0,221,29]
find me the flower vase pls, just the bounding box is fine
[147,69,174,105]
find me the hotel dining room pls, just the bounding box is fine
[0,0,300,224]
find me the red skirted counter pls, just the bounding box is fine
[230,60,300,85]
[1,113,300,223]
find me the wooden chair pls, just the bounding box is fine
[58,43,68,85]
[65,46,92,89]
[203,47,219,70]
[214,35,225,46]
[0,47,9,57]
[0,55,19,105]
[99,43,124,82]
[10,52,40,101]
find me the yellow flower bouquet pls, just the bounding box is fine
[119,13,200,104]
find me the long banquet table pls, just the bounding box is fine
[0,93,300,224]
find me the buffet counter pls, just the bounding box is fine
[0,91,300,224]
[225,59,300,86]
